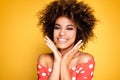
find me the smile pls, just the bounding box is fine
[58,38,67,43]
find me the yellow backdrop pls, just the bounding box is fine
[0,0,120,80]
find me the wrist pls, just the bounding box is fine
[54,60,61,65]
[61,60,69,68]
[54,57,62,62]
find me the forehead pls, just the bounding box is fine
[55,16,75,24]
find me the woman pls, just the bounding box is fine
[37,0,96,80]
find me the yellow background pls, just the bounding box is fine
[0,0,120,80]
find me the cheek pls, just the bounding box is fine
[54,30,60,36]
[53,30,58,41]
[70,31,77,38]
[53,30,56,37]
[71,31,77,42]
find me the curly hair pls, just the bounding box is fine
[38,0,97,49]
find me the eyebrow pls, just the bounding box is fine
[55,24,75,27]
[55,24,60,26]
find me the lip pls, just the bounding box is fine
[57,38,67,43]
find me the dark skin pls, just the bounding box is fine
[45,35,83,80]
[38,16,94,80]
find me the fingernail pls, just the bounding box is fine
[80,40,82,42]
[78,43,84,49]
[78,40,82,44]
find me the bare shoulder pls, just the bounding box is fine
[37,53,53,68]
[78,52,94,64]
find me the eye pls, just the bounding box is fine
[54,25,61,30]
[66,27,73,30]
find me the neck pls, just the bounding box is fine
[60,49,69,56]
[59,44,74,56]
[60,48,80,58]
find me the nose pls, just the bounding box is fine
[60,29,65,36]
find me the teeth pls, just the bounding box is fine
[58,38,67,42]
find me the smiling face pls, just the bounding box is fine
[53,16,77,51]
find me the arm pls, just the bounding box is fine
[45,36,84,80]
[74,53,95,80]
[37,54,52,80]
[48,61,61,80]
[61,40,83,80]
[61,61,72,80]
[76,59,95,80]
[44,36,62,80]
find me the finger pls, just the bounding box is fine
[44,36,54,49]
[45,36,55,45]
[68,40,83,55]
[78,42,84,49]
[45,36,52,42]
[44,39,53,50]
[74,40,82,48]
[45,39,55,52]
[44,36,59,54]
[44,37,62,59]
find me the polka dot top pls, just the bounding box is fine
[37,59,95,80]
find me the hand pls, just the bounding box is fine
[62,40,83,66]
[44,36,62,62]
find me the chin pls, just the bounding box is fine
[57,45,73,50]
[56,43,74,50]
[57,46,67,50]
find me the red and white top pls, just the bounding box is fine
[37,59,95,80]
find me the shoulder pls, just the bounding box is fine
[78,52,94,64]
[37,53,54,68]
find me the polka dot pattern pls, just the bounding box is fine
[42,72,46,76]
[38,65,41,69]
[70,59,95,80]
[76,70,79,73]
[48,68,52,72]
[79,67,83,71]
[81,70,85,73]
[37,64,52,80]
[83,77,87,79]
[37,59,95,80]
[72,67,76,71]
[89,64,93,69]
[91,71,94,76]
